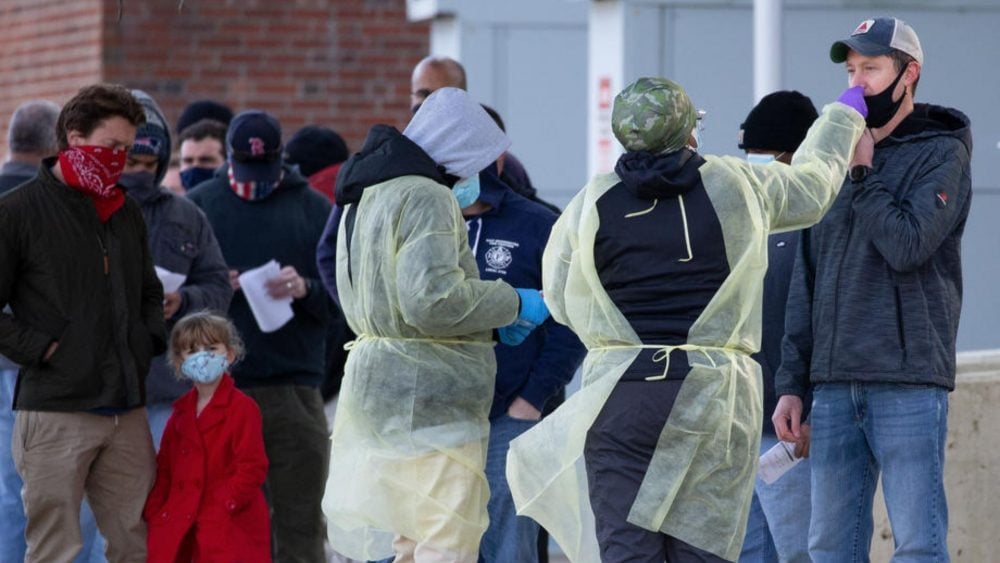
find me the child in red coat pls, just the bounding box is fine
[144,312,271,562]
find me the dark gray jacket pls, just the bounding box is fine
[776,104,972,397]
[128,91,233,404]
[138,186,233,404]
[0,161,38,372]
[0,161,36,195]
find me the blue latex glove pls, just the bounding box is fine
[836,85,868,118]
[498,322,535,346]
[515,288,549,326]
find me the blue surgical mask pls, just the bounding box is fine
[452,173,481,209]
[181,350,229,384]
[746,153,777,165]
[180,166,216,191]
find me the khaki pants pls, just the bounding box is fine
[12,409,156,563]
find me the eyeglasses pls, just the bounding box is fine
[695,109,707,132]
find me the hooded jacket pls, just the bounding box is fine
[463,166,586,419]
[594,148,729,380]
[127,93,234,404]
[509,103,866,562]
[336,125,446,207]
[334,125,452,289]
[130,90,172,188]
[0,160,166,410]
[776,104,973,396]
[188,165,331,388]
[323,106,519,559]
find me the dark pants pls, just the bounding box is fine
[584,381,728,563]
[244,385,330,563]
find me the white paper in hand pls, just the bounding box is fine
[155,266,187,294]
[238,260,294,333]
[758,441,803,485]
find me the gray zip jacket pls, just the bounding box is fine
[776,103,972,397]
[129,91,233,404]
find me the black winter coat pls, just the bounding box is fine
[0,159,166,411]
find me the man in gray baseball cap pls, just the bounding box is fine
[774,17,973,563]
[829,17,923,129]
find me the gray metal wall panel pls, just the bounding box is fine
[472,24,590,209]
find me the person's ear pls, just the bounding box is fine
[65,130,86,147]
[903,62,921,93]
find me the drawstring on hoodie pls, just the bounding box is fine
[624,196,694,262]
[677,195,693,262]
[624,199,658,218]
[466,217,483,258]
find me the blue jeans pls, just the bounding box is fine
[147,401,173,451]
[78,503,107,563]
[1,371,107,563]
[479,414,540,563]
[809,382,949,563]
[1,370,26,563]
[740,434,811,563]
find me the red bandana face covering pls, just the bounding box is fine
[58,145,127,222]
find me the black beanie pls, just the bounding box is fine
[176,100,234,135]
[738,91,819,153]
[284,125,350,177]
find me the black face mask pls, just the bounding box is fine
[863,65,908,129]
[118,171,159,203]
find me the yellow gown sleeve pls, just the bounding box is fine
[394,186,519,336]
[736,102,865,232]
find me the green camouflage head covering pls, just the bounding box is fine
[612,77,697,154]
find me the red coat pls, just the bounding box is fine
[144,374,271,562]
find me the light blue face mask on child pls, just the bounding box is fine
[181,351,229,384]
[452,173,481,209]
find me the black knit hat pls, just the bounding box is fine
[284,125,349,177]
[176,99,234,135]
[738,91,818,153]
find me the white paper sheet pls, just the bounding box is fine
[238,260,294,333]
[155,266,187,294]
[758,440,803,485]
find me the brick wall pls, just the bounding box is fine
[0,0,104,156]
[0,0,429,158]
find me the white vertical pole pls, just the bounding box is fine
[429,15,461,59]
[588,0,625,177]
[753,0,783,102]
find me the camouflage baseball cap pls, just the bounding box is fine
[612,77,697,154]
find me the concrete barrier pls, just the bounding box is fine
[870,349,1000,561]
